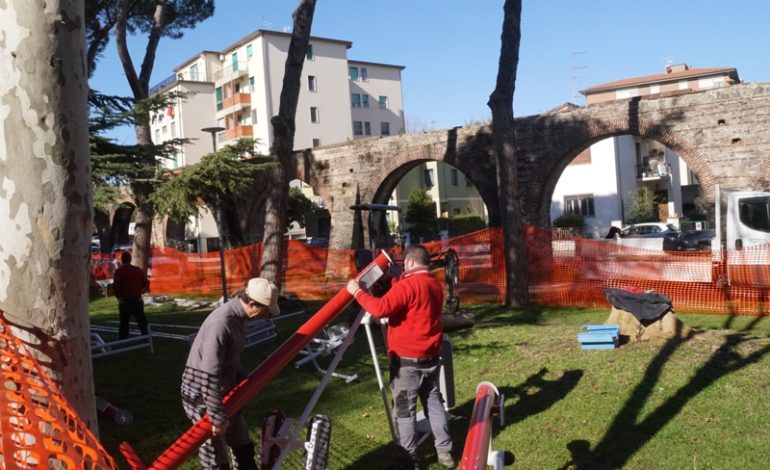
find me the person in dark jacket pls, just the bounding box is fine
[347,245,455,469]
[181,277,279,470]
[112,251,149,339]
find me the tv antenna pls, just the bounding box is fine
[571,51,588,100]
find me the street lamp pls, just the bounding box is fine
[201,126,228,301]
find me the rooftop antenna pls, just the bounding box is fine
[571,51,588,100]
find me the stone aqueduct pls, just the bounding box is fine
[291,82,770,250]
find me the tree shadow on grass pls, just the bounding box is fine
[339,367,582,469]
[559,316,770,469]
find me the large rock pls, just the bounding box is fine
[606,307,692,342]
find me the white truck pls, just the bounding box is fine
[714,185,770,251]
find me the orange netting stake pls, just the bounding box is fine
[0,312,118,469]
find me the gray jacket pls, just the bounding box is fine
[181,298,248,426]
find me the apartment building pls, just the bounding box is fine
[150,29,406,166]
[550,65,739,235]
[148,29,406,250]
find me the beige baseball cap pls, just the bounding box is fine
[246,278,280,316]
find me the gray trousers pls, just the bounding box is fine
[181,393,255,469]
[390,357,453,458]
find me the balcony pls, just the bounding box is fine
[213,63,249,84]
[637,160,671,180]
[218,92,251,115]
[224,125,253,141]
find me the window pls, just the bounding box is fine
[170,123,176,138]
[162,125,167,135]
[423,169,435,187]
[310,107,319,123]
[231,53,238,72]
[349,66,359,81]
[738,197,770,233]
[216,118,225,140]
[362,94,369,108]
[250,108,257,125]
[154,129,160,142]
[360,67,368,81]
[306,44,314,60]
[351,94,361,108]
[249,76,255,92]
[380,122,390,135]
[215,86,223,111]
[246,44,253,58]
[378,95,388,109]
[353,121,363,136]
[312,138,321,147]
[190,64,198,81]
[678,80,689,90]
[308,75,317,92]
[450,169,459,186]
[564,194,595,217]
[364,121,371,136]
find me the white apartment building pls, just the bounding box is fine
[550,65,739,236]
[148,29,406,250]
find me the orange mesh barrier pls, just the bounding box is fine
[91,227,770,315]
[0,312,118,469]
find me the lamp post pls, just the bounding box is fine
[201,126,228,301]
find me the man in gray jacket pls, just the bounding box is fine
[181,277,280,469]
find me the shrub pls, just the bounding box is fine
[553,213,585,228]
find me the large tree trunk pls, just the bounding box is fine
[488,0,527,306]
[261,0,317,288]
[0,0,97,429]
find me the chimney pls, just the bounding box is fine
[666,63,689,73]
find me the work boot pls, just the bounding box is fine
[437,451,456,469]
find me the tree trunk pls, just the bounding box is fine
[116,0,164,274]
[261,0,317,288]
[488,0,528,306]
[0,0,97,429]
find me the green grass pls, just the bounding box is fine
[92,300,770,469]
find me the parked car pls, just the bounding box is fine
[620,223,679,238]
[664,229,715,252]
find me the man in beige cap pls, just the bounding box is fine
[181,277,279,469]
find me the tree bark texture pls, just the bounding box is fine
[261,0,316,288]
[488,0,528,306]
[0,0,97,429]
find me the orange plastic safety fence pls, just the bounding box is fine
[91,226,770,315]
[0,312,118,470]
[526,225,770,315]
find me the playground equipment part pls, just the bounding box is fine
[90,326,154,359]
[118,251,394,470]
[294,323,358,383]
[459,382,514,470]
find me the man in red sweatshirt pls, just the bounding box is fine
[112,251,149,339]
[347,245,455,469]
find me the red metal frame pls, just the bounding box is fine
[120,252,393,470]
[459,381,499,470]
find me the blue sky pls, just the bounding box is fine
[89,0,770,144]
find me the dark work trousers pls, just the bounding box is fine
[181,392,256,470]
[390,357,453,459]
[118,298,149,339]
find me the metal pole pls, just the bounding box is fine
[201,127,228,301]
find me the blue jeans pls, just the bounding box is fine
[390,357,453,458]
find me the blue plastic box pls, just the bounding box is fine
[577,324,619,350]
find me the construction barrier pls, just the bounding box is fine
[91,226,770,316]
[0,312,118,469]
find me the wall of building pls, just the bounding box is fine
[349,61,405,138]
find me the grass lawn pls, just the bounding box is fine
[91,297,770,469]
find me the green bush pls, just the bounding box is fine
[553,213,585,228]
[438,214,486,236]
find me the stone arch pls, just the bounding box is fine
[527,116,718,227]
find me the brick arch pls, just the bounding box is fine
[525,115,718,227]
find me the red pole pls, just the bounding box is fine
[459,381,499,470]
[120,252,392,470]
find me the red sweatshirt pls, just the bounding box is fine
[113,264,148,301]
[354,267,444,359]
